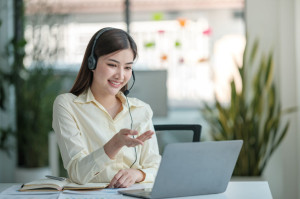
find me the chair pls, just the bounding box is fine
[154,124,202,155]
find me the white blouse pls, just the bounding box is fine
[52,88,161,184]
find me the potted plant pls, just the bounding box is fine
[201,41,295,176]
[14,66,62,182]
[8,0,63,182]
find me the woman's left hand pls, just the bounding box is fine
[108,169,144,188]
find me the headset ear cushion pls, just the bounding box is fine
[88,56,96,70]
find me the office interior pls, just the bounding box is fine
[0,0,299,199]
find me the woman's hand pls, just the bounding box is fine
[115,129,143,148]
[104,129,154,159]
[108,169,145,188]
[136,130,154,143]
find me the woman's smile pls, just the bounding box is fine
[108,80,123,88]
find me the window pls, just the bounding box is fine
[25,0,245,107]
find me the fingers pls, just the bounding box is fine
[117,129,154,148]
[125,130,154,147]
[125,137,144,147]
[120,129,143,147]
[114,174,133,188]
[137,130,154,142]
[109,171,122,188]
[106,129,154,159]
[116,129,141,147]
[120,129,138,136]
[109,169,137,188]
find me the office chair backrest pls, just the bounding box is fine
[154,124,202,155]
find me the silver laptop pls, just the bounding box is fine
[119,140,243,198]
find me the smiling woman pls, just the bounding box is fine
[52,27,161,187]
[91,49,134,102]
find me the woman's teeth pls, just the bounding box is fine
[110,80,121,86]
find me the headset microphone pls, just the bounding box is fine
[124,70,135,96]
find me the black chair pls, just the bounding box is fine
[154,124,202,154]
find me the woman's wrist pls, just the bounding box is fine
[136,169,146,182]
[104,136,123,159]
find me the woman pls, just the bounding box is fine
[52,27,161,188]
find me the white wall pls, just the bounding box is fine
[246,0,299,198]
[296,0,300,198]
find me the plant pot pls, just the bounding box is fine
[15,166,51,183]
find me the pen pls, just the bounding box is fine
[45,175,66,181]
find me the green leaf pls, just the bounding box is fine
[175,40,181,48]
[144,42,155,48]
[152,13,164,21]
[249,40,259,65]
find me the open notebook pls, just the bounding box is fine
[119,140,243,199]
[19,179,108,191]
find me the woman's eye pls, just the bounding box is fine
[108,64,117,67]
[125,67,132,70]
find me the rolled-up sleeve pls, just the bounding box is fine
[52,95,111,184]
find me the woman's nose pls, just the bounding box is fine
[116,67,124,78]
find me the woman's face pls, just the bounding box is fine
[91,48,134,97]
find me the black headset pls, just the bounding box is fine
[87,27,135,96]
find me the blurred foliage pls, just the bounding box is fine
[201,40,296,176]
[17,66,62,167]
[144,41,155,48]
[152,12,164,21]
[175,40,181,48]
[0,0,63,168]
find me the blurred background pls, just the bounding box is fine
[0,0,299,199]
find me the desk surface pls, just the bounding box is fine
[0,181,273,199]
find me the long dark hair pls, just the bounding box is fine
[70,28,137,96]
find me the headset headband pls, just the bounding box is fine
[87,27,113,70]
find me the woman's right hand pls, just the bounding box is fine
[104,129,154,159]
[114,129,143,147]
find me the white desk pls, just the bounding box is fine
[0,181,273,199]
